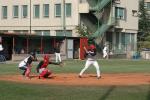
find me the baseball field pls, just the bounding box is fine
[0,59,150,100]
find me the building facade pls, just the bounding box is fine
[144,0,150,14]
[0,0,139,60]
[81,0,139,58]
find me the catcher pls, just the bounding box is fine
[36,55,63,79]
[79,44,101,79]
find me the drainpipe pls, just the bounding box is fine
[30,0,31,35]
[27,0,32,54]
[62,0,66,32]
[13,37,15,54]
[62,0,67,58]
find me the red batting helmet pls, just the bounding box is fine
[89,44,96,50]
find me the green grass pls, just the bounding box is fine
[0,59,150,75]
[0,81,149,100]
[0,59,150,100]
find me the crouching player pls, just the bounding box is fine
[18,53,35,79]
[36,55,63,79]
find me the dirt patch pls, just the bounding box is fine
[0,73,150,86]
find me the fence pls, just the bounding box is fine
[0,55,6,62]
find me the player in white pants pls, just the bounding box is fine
[55,53,61,63]
[54,42,62,63]
[79,44,101,79]
[103,45,108,59]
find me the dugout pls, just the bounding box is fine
[0,32,83,61]
[0,32,66,61]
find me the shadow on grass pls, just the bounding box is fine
[147,85,150,100]
[99,86,116,100]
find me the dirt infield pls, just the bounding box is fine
[0,73,150,86]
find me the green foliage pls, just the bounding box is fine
[75,25,89,37]
[138,0,150,35]
[138,41,150,50]
[138,0,150,49]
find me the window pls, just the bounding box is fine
[35,30,42,35]
[116,32,120,46]
[125,33,130,45]
[115,7,125,20]
[0,30,8,33]
[14,30,21,34]
[35,30,50,36]
[145,2,150,10]
[2,6,7,19]
[22,30,28,34]
[80,0,87,3]
[43,30,50,36]
[65,30,72,37]
[121,33,125,45]
[65,3,71,17]
[13,5,19,18]
[43,4,49,17]
[56,30,64,36]
[55,4,61,17]
[34,5,40,18]
[22,5,28,18]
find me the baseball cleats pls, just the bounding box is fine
[97,76,102,79]
[78,75,82,78]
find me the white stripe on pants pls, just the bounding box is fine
[79,60,100,77]
[55,53,61,63]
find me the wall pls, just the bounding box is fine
[114,0,139,33]
[0,0,79,37]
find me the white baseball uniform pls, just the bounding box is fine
[79,49,101,78]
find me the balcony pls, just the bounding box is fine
[79,2,89,13]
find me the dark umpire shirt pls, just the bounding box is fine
[54,47,60,53]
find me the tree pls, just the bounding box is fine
[75,24,89,37]
[138,0,150,49]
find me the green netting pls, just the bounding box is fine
[90,0,111,11]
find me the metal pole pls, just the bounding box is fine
[63,0,66,34]
[13,37,15,54]
[27,0,31,54]
[62,0,67,58]
[41,36,43,54]
[27,37,29,54]
[30,0,31,35]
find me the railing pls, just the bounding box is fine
[109,43,136,54]
[90,0,111,11]
[91,17,115,38]
[12,54,66,61]
[0,55,6,62]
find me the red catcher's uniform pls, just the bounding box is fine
[37,55,52,78]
